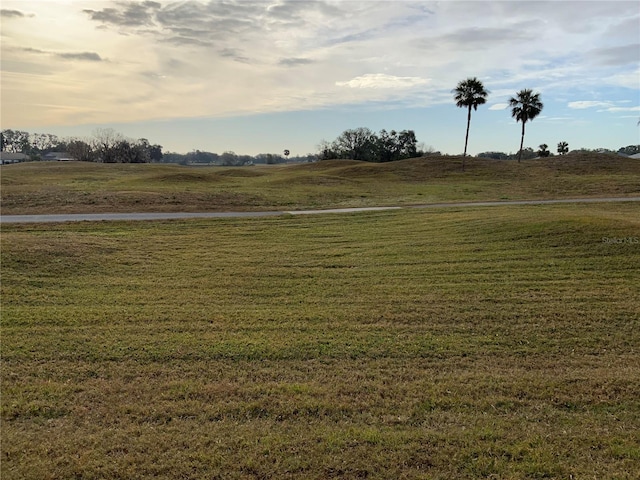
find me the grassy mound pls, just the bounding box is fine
[1,153,637,214]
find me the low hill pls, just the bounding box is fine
[1,153,638,214]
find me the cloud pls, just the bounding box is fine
[78,0,392,56]
[279,58,314,67]
[588,43,640,66]
[83,1,161,27]
[336,74,429,89]
[56,52,103,62]
[163,36,213,47]
[603,106,640,112]
[2,0,638,138]
[20,46,103,62]
[1,9,24,18]
[568,101,640,113]
[266,1,341,22]
[219,48,251,63]
[606,68,640,89]
[604,16,640,42]
[153,1,257,41]
[568,101,614,109]
[420,24,537,51]
[21,47,46,54]
[83,0,283,52]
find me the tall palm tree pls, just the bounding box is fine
[453,77,488,170]
[509,89,543,162]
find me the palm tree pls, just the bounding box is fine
[509,89,543,162]
[453,77,489,170]
[557,141,569,155]
[537,144,550,158]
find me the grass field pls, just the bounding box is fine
[2,200,639,478]
[1,153,639,214]
[1,155,639,478]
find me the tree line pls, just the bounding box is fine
[477,143,638,160]
[1,128,163,163]
[0,128,318,166]
[162,150,317,166]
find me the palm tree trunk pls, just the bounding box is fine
[517,121,526,163]
[463,106,471,171]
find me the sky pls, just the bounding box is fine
[1,0,639,156]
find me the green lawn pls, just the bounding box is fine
[2,203,639,479]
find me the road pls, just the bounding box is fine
[1,197,639,224]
